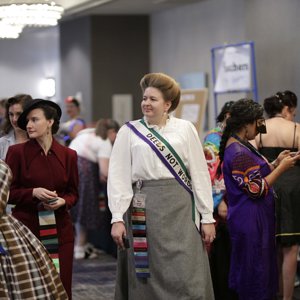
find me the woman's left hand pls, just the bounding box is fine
[201,223,216,245]
[43,197,66,211]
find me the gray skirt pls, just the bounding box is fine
[115,179,214,300]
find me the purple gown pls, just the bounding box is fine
[223,142,277,300]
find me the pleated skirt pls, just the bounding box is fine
[115,179,214,300]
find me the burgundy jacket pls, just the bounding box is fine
[6,138,78,245]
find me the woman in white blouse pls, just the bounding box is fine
[108,73,215,299]
[70,119,119,259]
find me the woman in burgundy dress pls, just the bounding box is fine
[6,99,78,299]
[218,99,299,299]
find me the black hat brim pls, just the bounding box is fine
[17,99,62,131]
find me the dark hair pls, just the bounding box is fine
[37,104,60,134]
[95,119,120,139]
[65,96,80,108]
[0,98,7,108]
[217,99,264,175]
[264,90,297,118]
[140,73,181,113]
[3,94,32,134]
[216,101,235,123]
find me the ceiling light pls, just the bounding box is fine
[0,2,64,28]
[40,77,56,98]
[0,21,23,39]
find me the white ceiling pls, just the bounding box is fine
[0,0,204,17]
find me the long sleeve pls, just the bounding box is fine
[6,145,36,208]
[187,122,214,223]
[231,151,270,199]
[62,149,79,209]
[108,125,134,223]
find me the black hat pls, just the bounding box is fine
[17,99,62,130]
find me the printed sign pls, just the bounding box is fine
[214,44,251,93]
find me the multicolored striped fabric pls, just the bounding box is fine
[0,160,67,299]
[203,126,226,209]
[132,205,150,278]
[38,210,60,272]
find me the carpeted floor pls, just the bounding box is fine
[72,253,300,300]
[72,254,117,300]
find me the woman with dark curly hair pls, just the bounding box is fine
[204,101,236,300]
[255,91,300,300]
[218,98,300,300]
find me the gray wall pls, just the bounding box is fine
[90,15,149,121]
[0,26,60,102]
[60,17,92,122]
[245,0,300,101]
[151,0,300,128]
[1,0,300,128]
[60,15,149,122]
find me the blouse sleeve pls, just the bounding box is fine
[6,146,35,208]
[108,125,133,223]
[97,139,112,159]
[231,151,269,199]
[186,122,214,223]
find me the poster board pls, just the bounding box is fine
[112,94,133,126]
[173,88,208,134]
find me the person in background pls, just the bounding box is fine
[6,99,79,299]
[70,118,119,259]
[219,98,300,300]
[203,100,237,300]
[58,96,85,146]
[0,94,32,160]
[0,98,7,133]
[0,159,68,299]
[108,72,215,299]
[255,91,300,300]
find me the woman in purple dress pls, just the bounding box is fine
[218,99,300,299]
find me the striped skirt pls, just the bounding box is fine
[115,179,214,300]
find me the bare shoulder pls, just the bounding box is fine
[295,122,300,149]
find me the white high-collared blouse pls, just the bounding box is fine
[108,116,214,224]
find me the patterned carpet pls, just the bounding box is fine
[72,254,117,300]
[71,253,300,300]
